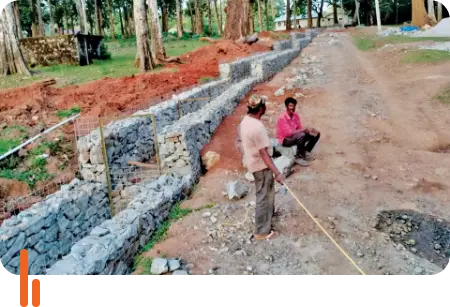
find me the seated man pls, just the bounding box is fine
[276,97,320,166]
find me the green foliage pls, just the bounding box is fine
[402,50,450,64]
[436,87,450,105]
[198,76,215,84]
[56,106,81,118]
[0,139,22,156]
[98,42,112,60]
[0,168,52,189]
[0,126,28,155]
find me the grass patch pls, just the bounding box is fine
[402,50,450,64]
[353,36,376,51]
[0,38,211,90]
[0,126,28,155]
[56,106,81,118]
[0,139,22,156]
[353,33,450,51]
[436,87,450,104]
[0,168,52,188]
[198,76,215,83]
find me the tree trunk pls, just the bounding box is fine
[148,0,166,63]
[395,0,398,25]
[427,0,437,25]
[106,0,115,38]
[96,0,105,36]
[286,0,291,30]
[175,0,184,37]
[75,0,88,34]
[189,1,195,33]
[36,0,44,36]
[208,0,212,35]
[71,15,75,34]
[293,0,297,28]
[249,0,255,33]
[224,0,251,40]
[270,0,274,20]
[257,0,263,30]
[317,0,325,27]
[264,0,269,30]
[64,0,69,34]
[118,8,125,37]
[124,5,132,37]
[213,0,222,35]
[219,0,223,33]
[411,0,428,27]
[48,0,55,36]
[162,3,169,33]
[354,0,360,26]
[13,1,23,39]
[437,2,442,22]
[133,0,154,71]
[194,0,202,34]
[0,4,31,76]
[333,0,338,24]
[307,0,312,28]
[29,0,37,37]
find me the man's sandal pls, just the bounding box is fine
[254,230,278,241]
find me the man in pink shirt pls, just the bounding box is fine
[276,97,320,166]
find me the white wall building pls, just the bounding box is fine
[274,7,353,30]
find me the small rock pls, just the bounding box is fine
[172,270,189,275]
[168,259,181,272]
[414,267,424,275]
[246,266,253,272]
[356,251,364,258]
[364,174,370,179]
[18,148,28,157]
[411,248,417,253]
[225,181,249,200]
[401,215,408,220]
[202,151,220,170]
[210,216,218,224]
[405,239,416,246]
[151,258,169,275]
[372,175,378,180]
[434,243,442,250]
[275,86,285,96]
[202,212,211,218]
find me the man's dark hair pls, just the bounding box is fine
[285,97,297,107]
[247,103,265,114]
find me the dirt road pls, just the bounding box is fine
[134,31,450,275]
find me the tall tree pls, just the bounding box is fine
[106,0,115,38]
[188,0,195,32]
[75,0,88,34]
[213,0,222,35]
[0,4,31,75]
[293,0,297,28]
[175,0,183,37]
[307,0,312,27]
[264,0,269,30]
[437,1,442,22]
[207,0,212,34]
[286,0,291,29]
[257,0,263,30]
[249,0,255,33]
[29,0,38,36]
[411,0,427,27]
[194,0,202,33]
[161,1,169,33]
[48,0,55,36]
[96,0,105,35]
[118,7,125,36]
[224,0,251,40]
[332,0,338,24]
[133,0,154,71]
[427,0,437,25]
[124,3,133,36]
[36,0,45,35]
[13,1,23,39]
[148,0,166,63]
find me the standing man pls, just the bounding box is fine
[240,95,284,240]
[276,97,320,167]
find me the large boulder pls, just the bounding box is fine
[274,156,294,177]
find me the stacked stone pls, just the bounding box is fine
[273,39,293,51]
[47,174,190,275]
[0,179,109,275]
[251,49,301,82]
[219,52,270,82]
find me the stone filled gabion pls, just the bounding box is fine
[219,52,270,82]
[273,39,293,51]
[3,30,318,275]
[46,174,189,275]
[0,179,109,275]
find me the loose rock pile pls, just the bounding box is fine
[150,257,190,275]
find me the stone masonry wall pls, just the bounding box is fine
[20,35,79,66]
[47,174,189,275]
[0,180,109,275]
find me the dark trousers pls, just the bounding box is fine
[253,168,275,235]
[282,131,320,158]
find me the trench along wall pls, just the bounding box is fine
[43,30,317,275]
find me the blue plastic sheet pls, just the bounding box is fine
[400,25,419,32]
